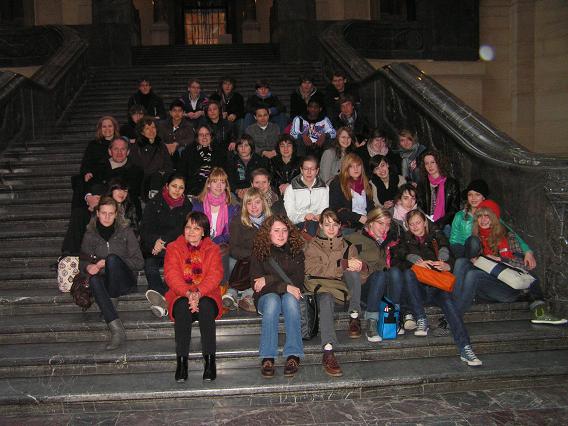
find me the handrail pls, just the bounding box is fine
[0,25,88,155]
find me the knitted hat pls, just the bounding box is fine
[462,179,489,199]
[478,199,501,219]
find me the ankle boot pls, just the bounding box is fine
[175,356,188,382]
[202,354,216,381]
[105,319,126,351]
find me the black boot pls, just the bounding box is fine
[175,356,188,382]
[202,354,216,381]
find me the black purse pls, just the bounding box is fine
[228,258,251,291]
[70,273,93,311]
[268,258,319,341]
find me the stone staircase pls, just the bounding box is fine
[1,46,568,422]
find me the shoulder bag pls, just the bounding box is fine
[473,255,535,290]
[410,238,456,292]
[268,257,319,340]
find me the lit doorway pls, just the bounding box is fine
[184,0,228,44]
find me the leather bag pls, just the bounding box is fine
[70,273,93,311]
[228,259,251,291]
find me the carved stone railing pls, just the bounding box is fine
[0,26,88,154]
[319,22,568,313]
[0,26,62,66]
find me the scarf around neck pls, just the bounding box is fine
[203,191,229,238]
[400,143,421,179]
[96,221,115,242]
[350,177,365,195]
[478,227,513,259]
[393,202,415,223]
[250,213,265,229]
[162,185,184,209]
[428,174,447,222]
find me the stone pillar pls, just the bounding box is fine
[150,0,169,45]
[271,0,317,61]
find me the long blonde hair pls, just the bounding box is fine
[241,188,272,228]
[198,167,232,204]
[472,206,506,254]
[339,153,372,200]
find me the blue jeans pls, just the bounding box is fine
[362,267,403,321]
[257,292,303,359]
[451,257,478,315]
[404,269,471,350]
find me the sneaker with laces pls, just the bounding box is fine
[433,317,450,337]
[222,293,238,311]
[283,356,300,377]
[404,313,417,331]
[365,319,383,342]
[531,306,568,325]
[322,350,343,377]
[238,295,256,313]
[414,317,429,336]
[460,344,483,366]
[349,317,362,338]
[145,290,168,318]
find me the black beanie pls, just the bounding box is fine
[462,179,489,199]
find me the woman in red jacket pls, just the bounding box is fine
[164,211,223,383]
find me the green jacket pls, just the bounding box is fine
[449,210,531,253]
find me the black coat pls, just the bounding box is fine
[140,193,193,256]
[395,228,454,271]
[198,116,236,154]
[179,143,224,196]
[323,83,360,118]
[329,177,375,229]
[245,93,286,115]
[269,155,301,192]
[356,145,401,177]
[289,88,325,118]
[226,153,268,191]
[80,138,111,178]
[370,173,400,205]
[209,91,245,120]
[127,90,166,119]
[128,135,173,199]
[332,111,370,142]
[85,159,144,202]
[417,176,460,228]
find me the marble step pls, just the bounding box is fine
[0,204,71,222]
[1,349,567,417]
[0,190,71,204]
[0,237,62,257]
[0,301,535,344]
[1,320,566,380]
[0,219,67,239]
[0,165,78,178]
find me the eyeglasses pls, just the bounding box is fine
[302,167,318,172]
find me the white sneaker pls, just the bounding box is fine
[404,313,417,331]
[365,319,383,342]
[414,317,429,336]
[222,293,238,310]
[145,290,168,318]
[460,345,483,367]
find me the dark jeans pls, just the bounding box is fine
[173,296,218,357]
[144,255,168,295]
[61,207,91,255]
[404,269,471,350]
[296,220,319,237]
[362,267,403,321]
[90,254,137,323]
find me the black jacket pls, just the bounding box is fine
[329,176,375,229]
[179,143,224,196]
[198,116,236,153]
[157,117,195,147]
[289,88,325,118]
[269,155,301,192]
[226,152,268,191]
[85,159,144,201]
[140,192,193,256]
[356,145,401,177]
[324,83,360,118]
[80,138,111,178]
[128,135,173,199]
[332,110,370,142]
[395,228,454,271]
[209,90,245,120]
[127,90,166,119]
[417,176,460,228]
[245,92,286,116]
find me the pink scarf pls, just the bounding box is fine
[393,202,415,223]
[428,174,447,222]
[203,191,229,238]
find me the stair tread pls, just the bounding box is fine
[1,349,567,405]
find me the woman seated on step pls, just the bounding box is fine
[164,211,223,383]
[304,208,364,377]
[224,188,272,312]
[191,167,240,285]
[396,209,483,366]
[141,174,193,318]
[80,196,143,351]
[368,154,406,210]
[250,215,305,378]
[345,207,403,342]
[451,200,567,326]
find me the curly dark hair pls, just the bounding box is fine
[419,150,451,181]
[252,215,305,261]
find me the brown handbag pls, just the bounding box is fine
[70,273,93,311]
[228,259,252,291]
[410,264,456,292]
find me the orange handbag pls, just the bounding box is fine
[410,264,456,292]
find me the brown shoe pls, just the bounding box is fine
[349,317,362,338]
[322,350,343,377]
[283,356,300,377]
[238,295,256,313]
[261,358,275,378]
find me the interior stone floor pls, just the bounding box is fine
[3,385,567,425]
